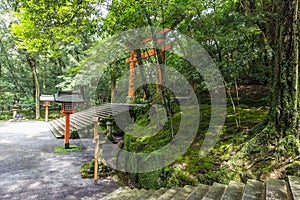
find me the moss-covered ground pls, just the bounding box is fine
[80,86,300,189]
[53,145,81,153]
[82,102,293,188]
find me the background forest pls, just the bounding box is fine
[1,0,300,188]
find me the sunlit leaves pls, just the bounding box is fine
[10,0,99,56]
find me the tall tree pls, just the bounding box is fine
[269,0,299,146]
[233,0,300,158]
[249,0,300,154]
[26,54,40,119]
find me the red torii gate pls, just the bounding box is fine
[125,27,172,99]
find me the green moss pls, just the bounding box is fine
[53,145,81,153]
[198,169,234,185]
[80,163,94,178]
[226,106,268,126]
[114,104,272,188]
[137,170,163,189]
[283,161,300,177]
[80,159,115,179]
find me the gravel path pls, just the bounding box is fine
[0,121,118,200]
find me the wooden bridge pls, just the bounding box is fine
[100,176,300,200]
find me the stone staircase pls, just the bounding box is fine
[48,103,138,138]
[99,176,300,200]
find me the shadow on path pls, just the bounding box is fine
[0,121,118,200]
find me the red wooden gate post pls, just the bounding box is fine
[126,50,136,103]
[64,113,71,149]
[45,104,49,122]
[128,50,136,97]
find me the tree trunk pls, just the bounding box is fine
[292,0,299,137]
[43,65,46,91]
[268,0,299,139]
[135,49,150,100]
[26,54,40,120]
[111,73,116,103]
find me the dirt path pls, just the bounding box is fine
[0,121,118,200]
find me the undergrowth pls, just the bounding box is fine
[82,103,298,188]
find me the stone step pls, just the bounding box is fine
[48,103,133,138]
[56,118,77,131]
[48,121,63,138]
[202,182,227,200]
[288,176,300,200]
[99,176,300,200]
[73,111,94,121]
[265,178,289,200]
[54,118,78,133]
[96,112,114,119]
[49,120,65,137]
[147,188,169,200]
[50,116,94,139]
[187,184,210,200]
[117,188,147,200]
[171,185,194,200]
[137,189,156,200]
[74,114,93,122]
[99,186,130,200]
[221,181,245,200]
[71,115,90,124]
[52,118,72,130]
[157,187,181,200]
[242,179,264,200]
[70,116,91,127]
[51,118,65,131]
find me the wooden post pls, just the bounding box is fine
[93,117,99,185]
[64,113,70,149]
[45,105,49,122]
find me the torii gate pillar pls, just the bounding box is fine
[127,50,136,103]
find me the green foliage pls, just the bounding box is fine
[162,165,199,187]
[0,110,11,121]
[0,81,14,108]
[10,0,99,55]
[0,0,102,118]
[275,135,300,157]
[199,169,234,185]
[80,163,94,178]
[136,170,163,189]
